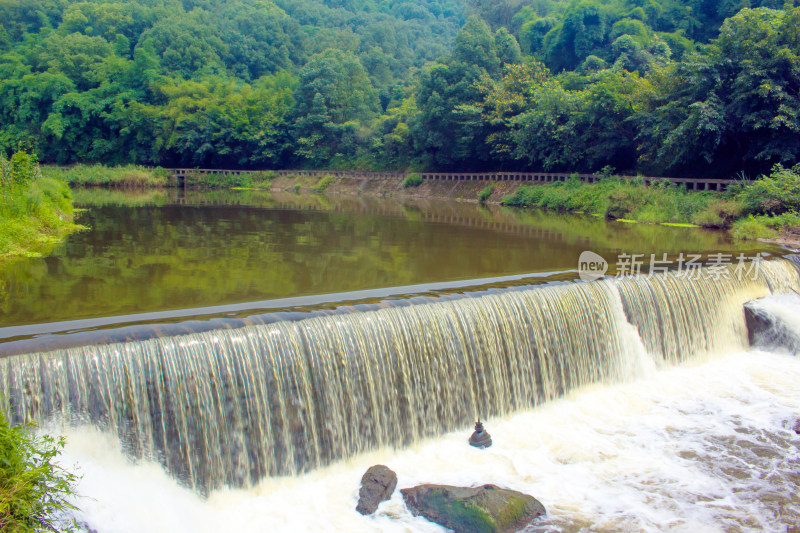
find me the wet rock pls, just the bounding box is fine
[744,297,800,353]
[356,465,397,515]
[469,420,492,449]
[401,484,545,533]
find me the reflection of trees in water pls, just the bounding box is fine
[1,189,775,328]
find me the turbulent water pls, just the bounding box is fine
[2,260,798,496]
[57,349,800,533]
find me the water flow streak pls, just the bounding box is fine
[1,260,798,492]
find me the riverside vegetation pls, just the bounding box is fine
[42,161,800,241]
[4,0,800,241]
[0,410,78,532]
[0,151,81,261]
[503,165,800,240]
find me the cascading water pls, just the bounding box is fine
[1,260,798,493]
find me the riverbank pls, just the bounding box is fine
[42,164,800,244]
[267,171,800,246]
[1,155,82,262]
[500,171,800,247]
[42,165,173,188]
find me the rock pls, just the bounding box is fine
[401,484,545,533]
[356,465,397,515]
[794,419,800,435]
[469,420,492,449]
[744,296,800,354]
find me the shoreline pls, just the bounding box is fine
[43,165,800,243]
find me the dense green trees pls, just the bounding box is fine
[412,3,800,176]
[0,0,465,167]
[1,0,799,178]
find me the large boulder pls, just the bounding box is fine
[744,295,800,354]
[356,465,397,515]
[401,484,545,533]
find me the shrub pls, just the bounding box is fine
[478,184,494,202]
[605,186,640,219]
[690,198,743,228]
[731,215,778,240]
[402,173,423,188]
[736,164,800,215]
[250,171,277,188]
[760,211,800,231]
[311,174,335,192]
[0,411,79,532]
[1,151,40,189]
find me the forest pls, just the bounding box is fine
[1,0,799,178]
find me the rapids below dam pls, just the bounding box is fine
[1,189,799,532]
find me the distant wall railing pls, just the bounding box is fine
[168,168,736,191]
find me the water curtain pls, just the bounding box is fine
[2,260,797,492]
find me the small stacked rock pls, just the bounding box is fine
[468,420,492,449]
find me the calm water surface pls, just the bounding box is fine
[0,188,776,328]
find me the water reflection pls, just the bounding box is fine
[0,188,776,328]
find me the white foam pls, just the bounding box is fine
[57,349,800,533]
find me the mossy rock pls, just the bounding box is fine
[401,484,545,533]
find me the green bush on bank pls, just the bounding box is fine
[310,174,336,192]
[478,184,494,202]
[402,173,423,188]
[1,152,82,260]
[731,212,800,240]
[0,410,79,532]
[43,165,171,188]
[733,164,800,215]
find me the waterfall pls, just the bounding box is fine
[1,260,798,492]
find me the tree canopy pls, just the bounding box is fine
[1,0,799,178]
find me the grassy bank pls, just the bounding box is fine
[42,164,172,188]
[502,177,739,226]
[1,152,82,261]
[503,167,800,242]
[43,165,283,190]
[182,170,278,189]
[0,410,78,532]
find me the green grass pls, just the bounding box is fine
[183,170,276,189]
[502,172,800,241]
[402,173,423,188]
[731,216,778,240]
[731,212,800,240]
[1,153,83,262]
[0,410,79,532]
[661,222,701,228]
[478,184,495,202]
[502,177,719,224]
[43,164,171,188]
[70,187,172,207]
[310,174,336,192]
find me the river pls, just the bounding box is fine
[1,188,797,532]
